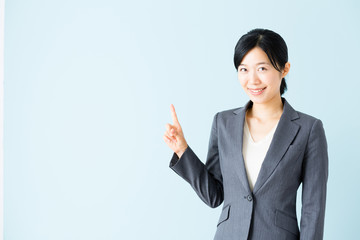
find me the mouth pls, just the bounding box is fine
[248,87,266,95]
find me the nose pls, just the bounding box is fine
[248,71,261,85]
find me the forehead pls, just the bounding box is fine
[240,47,270,65]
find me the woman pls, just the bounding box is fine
[163,28,328,240]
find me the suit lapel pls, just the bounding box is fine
[231,98,300,194]
[252,99,300,194]
[231,101,252,193]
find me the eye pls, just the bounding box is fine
[258,67,267,72]
[239,68,247,72]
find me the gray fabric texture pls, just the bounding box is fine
[169,98,328,240]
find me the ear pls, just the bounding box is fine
[281,62,290,78]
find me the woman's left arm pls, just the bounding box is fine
[300,119,329,240]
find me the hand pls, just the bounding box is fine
[163,104,188,158]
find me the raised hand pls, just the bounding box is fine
[163,104,188,158]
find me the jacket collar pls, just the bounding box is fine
[230,97,300,194]
[233,97,299,121]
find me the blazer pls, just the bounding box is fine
[169,98,328,240]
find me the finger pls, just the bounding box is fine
[164,133,177,143]
[170,128,179,137]
[166,123,180,137]
[165,130,177,141]
[165,123,175,136]
[164,135,176,144]
[163,135,172,143]
[170,104,180,127]
[165,123,173,130]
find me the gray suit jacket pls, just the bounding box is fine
[169,98,328,240]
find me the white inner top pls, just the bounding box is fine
[242,120,278,191]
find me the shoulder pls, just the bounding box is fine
[286,101,326,141]
[291,107,324,130]
[295,110,320,125]
[218,107,243,116]
[284,101,327,153]
[281,98,322,127]
[213,106,244,122]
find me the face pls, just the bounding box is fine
[237,47,290,105]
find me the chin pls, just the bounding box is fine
[247,94,267,103]
[247,93,279,105]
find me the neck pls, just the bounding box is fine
[248,96,284,121]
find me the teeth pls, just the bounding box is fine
[250,88,264,92]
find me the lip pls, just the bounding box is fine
[248,87,266,95]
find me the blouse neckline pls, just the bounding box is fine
[244,120,279,145]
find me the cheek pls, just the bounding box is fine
[237,75,247,87]
[263,74,282,87]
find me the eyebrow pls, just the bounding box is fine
[239,62,271,66]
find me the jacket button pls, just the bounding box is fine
[247,195,253,201]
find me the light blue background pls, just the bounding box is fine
[4,0,360,239]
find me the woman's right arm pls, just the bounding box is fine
[164,106,224,208]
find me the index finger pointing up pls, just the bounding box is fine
[170,104,180,126]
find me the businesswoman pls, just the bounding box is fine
[163,28,328,240]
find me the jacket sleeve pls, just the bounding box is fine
[300,119,329,240]
[169,112,224,208]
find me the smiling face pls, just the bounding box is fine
[237,47,290,105]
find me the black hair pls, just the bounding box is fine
[234,28,288,95]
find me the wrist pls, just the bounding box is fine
[176,145,188,159]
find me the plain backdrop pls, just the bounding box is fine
[4,0,360,239]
